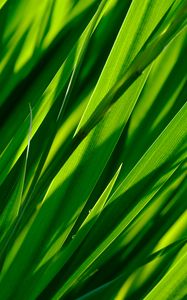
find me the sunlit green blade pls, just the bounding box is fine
[116,28,187,182]
[145,244,187,300]
[0,0,7,9]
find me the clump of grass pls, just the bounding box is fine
[0,0,187,299]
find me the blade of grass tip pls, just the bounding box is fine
[25,165,122,300]
[56,0,108,122]
[0,104,32,244]
[48,164,122,262]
